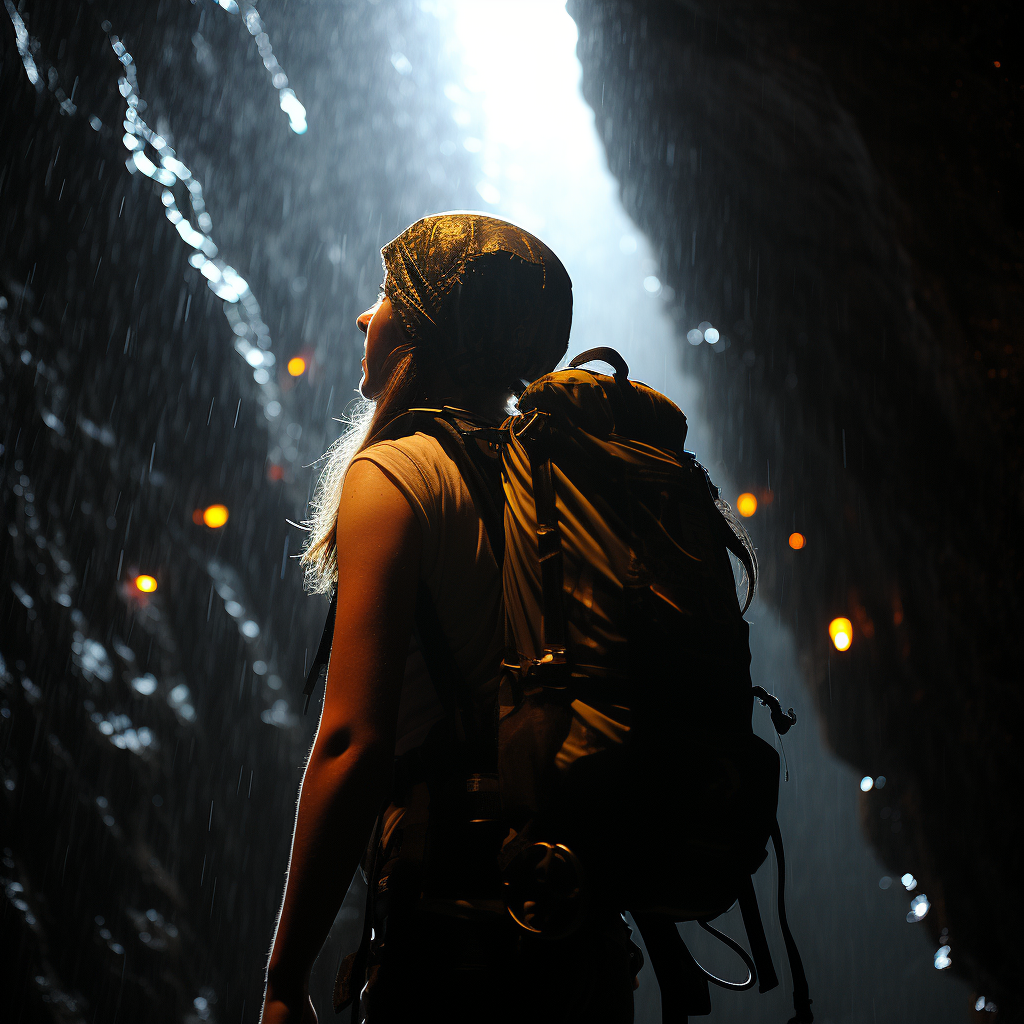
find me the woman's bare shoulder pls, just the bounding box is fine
[336,458,418,546]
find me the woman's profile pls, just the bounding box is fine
[260,213,638,1023]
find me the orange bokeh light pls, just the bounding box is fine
[287,356,307,377]
[789,532,806,550]
[134,574,158,594]
[268,464,285,481]
[829,617,853,651]
[736,492,757,517]
[202,504,230,528]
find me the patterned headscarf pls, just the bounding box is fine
[381,212,573,390]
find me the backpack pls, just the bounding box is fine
[304,347,812,1023]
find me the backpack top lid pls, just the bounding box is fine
[518,356,688,457]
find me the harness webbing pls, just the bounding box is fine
[524,421,568,665]
[772,820,814,1023]
[300,407,505,717]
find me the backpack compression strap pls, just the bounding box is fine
[522,415,570,686]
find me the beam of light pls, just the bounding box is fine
[436,0,698,413]
[829,616,853,651]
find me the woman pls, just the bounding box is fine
[260,213,637,1023]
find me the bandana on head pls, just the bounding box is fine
[381,212,573,390]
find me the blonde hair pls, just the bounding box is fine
[299,343,420,594]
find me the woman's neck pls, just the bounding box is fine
[424,366,511,424]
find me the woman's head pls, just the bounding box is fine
[380,212,573,391]
[302,213,571,592]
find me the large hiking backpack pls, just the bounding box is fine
[304,347,812,1023]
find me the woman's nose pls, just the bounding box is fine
[356,308,373,334]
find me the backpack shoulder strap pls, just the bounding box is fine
[302,590,337,715]
[414,578,478,747]
[301,408,507,716]
[423,409,507,567]
[374,406,507,566]
[512,412,570,687]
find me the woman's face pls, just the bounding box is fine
[356,294,405,400]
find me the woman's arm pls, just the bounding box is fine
[261,459,421,1023]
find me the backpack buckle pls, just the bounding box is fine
[524,649,570,691]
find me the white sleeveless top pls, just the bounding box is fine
[352,432,504,755]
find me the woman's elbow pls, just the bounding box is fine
[313,720,392,773]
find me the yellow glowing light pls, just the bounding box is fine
[736,492,757,518]
[789,532,806,550]
[287,356,306,377]
[202,504,230,528]
[829,617,853,651]
[135,575,158,594]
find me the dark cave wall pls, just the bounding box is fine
[0,2,477,1020]
[567,0,1023,1012]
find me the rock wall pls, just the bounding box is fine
[567,0,1022,1014]
[0,2,476,1020]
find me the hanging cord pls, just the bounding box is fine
[752,685,796,782]
[694,921,758,991]
[780,734,790,783]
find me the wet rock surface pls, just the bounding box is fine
[0,2,475,1020]
[567,0,1022,1015]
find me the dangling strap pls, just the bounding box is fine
[333,810,385,1018]
[684,451,757,614]
[301,590,337,715]
[737,875,779,993]
[694,920,757,991]
[523,418,569,686]
[771,820,814,1024]
[632,913,711,1021]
